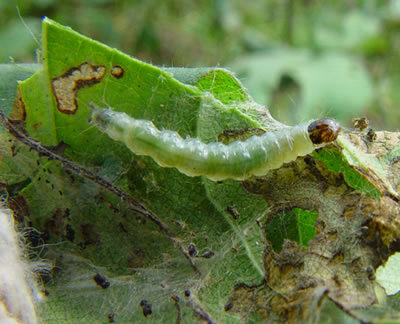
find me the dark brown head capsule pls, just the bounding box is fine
[308,118,341,145]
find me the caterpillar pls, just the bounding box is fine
[89,103,341,181]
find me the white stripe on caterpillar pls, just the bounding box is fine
[90,104,341,181]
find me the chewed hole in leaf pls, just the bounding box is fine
[265,208,318,253]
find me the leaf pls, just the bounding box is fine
[313,10,381,51]
[312,144,382,200]
[0,63,39,186]
[265,208,318,253]
[337,134,397,199]
[1,18,399,324]
[0,18,41,63]
[376,252,400,296]
[230,49,374,123]
[0,63,38,115]
[13,18,270,323]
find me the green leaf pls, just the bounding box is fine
[230,49,374,123]
[12,18,271,323]
[265,208,318,253]
[0,18,41,63]
[0,63,39,186]
[0,63,38,115]
[337,135,397,199]
[312,144,382,200]
[164,67,250,104]
[376,252,400,296]
[1,17,396,324]
[314,10,382,52]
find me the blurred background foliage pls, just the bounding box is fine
[1,0,400,129]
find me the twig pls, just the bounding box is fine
[171,295,182,324]
[185,295,216,324]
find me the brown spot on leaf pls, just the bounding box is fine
[366,128,377,142]
[44,208,67,237]
[51,62,106,114]
[188,243,198,257]
[32,121,43,131]
[10,88,26,121]
[93,273,110,289]
[81,223,101,246]
[107,313,115,323]
[8,195,29,223]
[110,65,124,78]
[364,196,400,246]
[65,224,75,242]
[200,250,215,259]
[127,247,146,268]
[224,300,233,311]
[140,300,152,317]
[226,206,240,219]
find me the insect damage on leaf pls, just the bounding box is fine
[187,243,198,257]
[226,206,240,220]
[107,313,115,323]
[93,273,110,289]
[110,65,124,79]
[6,17,395,324]
[51,62,106,114]
[265,208,318,252]
[140,299,152,317]
[10,89,26,121]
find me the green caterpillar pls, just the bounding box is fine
[90,103,341,181]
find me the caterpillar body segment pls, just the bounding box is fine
[90,104,340,181]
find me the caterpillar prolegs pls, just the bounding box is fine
[90,104,341,181]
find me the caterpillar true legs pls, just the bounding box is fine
[89,103,341,181]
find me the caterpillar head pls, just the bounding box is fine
[308,118,341,145]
